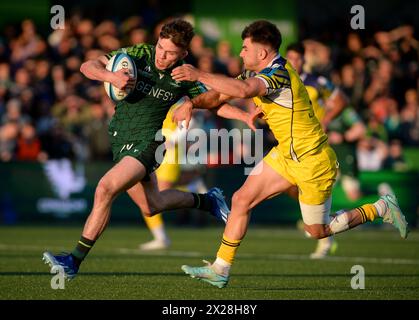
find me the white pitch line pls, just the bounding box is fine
[117,248,202,257]
[2,243,419,266]
[116,248,419,266]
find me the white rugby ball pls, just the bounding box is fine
[104,52,137,102]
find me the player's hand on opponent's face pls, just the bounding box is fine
[172,96,193,129]
[111,68,134,90]
[171,64,200,82]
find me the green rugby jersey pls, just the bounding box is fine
[105,44,206,155]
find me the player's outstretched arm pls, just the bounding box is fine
[172,90,231,128]
[191,89,230,109]
[172,64,266,99]
[215,103,260,131]
[80,55,130,90]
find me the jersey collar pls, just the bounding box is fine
[266,54,284,68]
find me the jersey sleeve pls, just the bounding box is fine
[255,66,291,95]
[185,81,208,98]
[236,70,256,80]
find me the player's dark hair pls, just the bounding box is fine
[241,20,282,51]
[160,19,194,50]
[286,42,305,56]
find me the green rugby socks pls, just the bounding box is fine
[192,193,212,211]
[71,236,96,266]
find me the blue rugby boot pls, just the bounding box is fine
[42,251,79,280]
[207,187,230,223]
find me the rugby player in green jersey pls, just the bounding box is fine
[42,19,250,280]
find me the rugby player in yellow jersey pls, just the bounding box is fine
[171,20,409,288]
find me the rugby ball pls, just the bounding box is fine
[104,52,137,102]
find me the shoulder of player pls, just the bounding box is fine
[105,44,153,61]
[126,43,154,58]
[180,80,208,94]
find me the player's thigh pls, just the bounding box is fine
[234,160,294,210]
[293,145,337,205]
[100,156,147,195]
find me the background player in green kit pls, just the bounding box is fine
[41,20,246,280]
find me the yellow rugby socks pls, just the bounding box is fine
[356,203,381,223]
[144,213,164,229]
[212,235,241,276]
[143,214,168,242]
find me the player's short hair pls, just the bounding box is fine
[286,42,305,56]
[160,19,194,50]
[241,20,282,51]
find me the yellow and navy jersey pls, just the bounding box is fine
[239,55,328,162]
[300,72,335,121]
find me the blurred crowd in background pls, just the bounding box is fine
[0,13,418,174]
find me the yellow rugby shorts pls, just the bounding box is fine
[263,144,338,205]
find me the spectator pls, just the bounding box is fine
[129,28,148,45]
[10,19,47,65]
[366,113,388,142]
[357,136,388,171]
[83,103,111,161]
[16,122,45,161]
[364,59,394,105]
[383,139,408,171]
[1,99,31,126]
[0,122,19,161]
[400,88,419,145]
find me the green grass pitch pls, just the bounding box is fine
[0,225,418,300]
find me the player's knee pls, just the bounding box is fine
[304,225,328,239]
[143,195,165,216]
[139,201,161,217]
[95,179,118,202]
[232,190,251,209]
